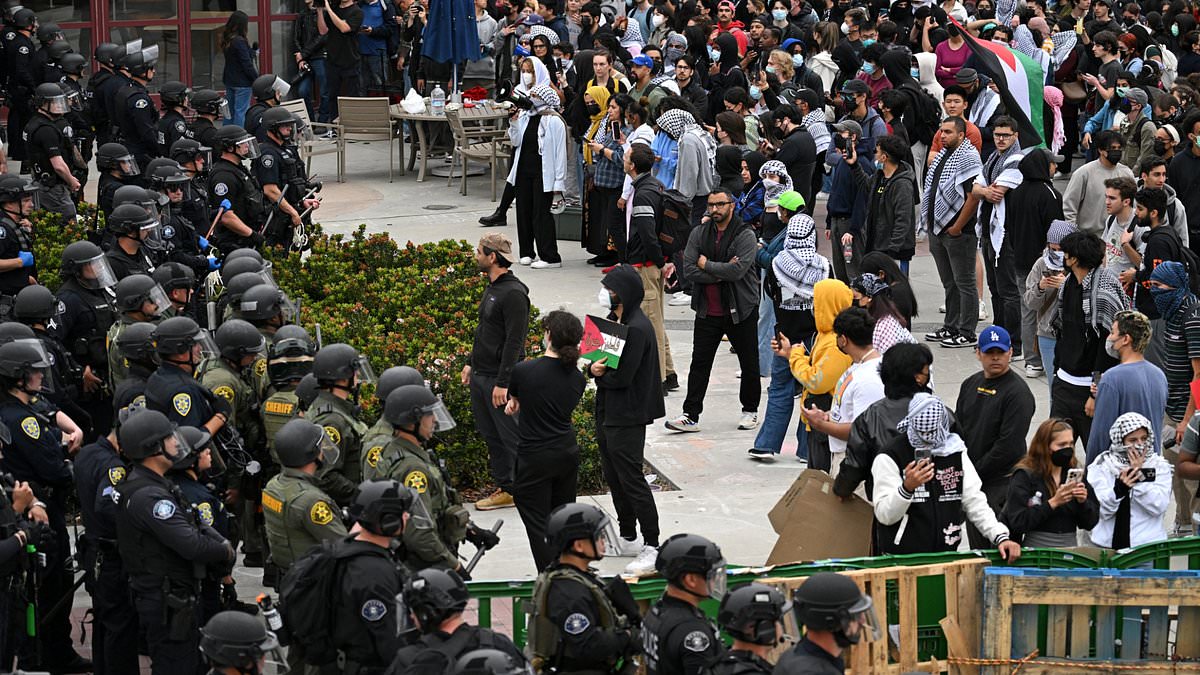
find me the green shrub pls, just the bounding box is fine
[31,204,100,290]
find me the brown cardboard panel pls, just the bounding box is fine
[766,469,875,565]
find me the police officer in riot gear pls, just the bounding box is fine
[244,74,288,139]
[169,138,213,244]
[219,254,268,285]
[644,534,728,675]
[112,45,160,168]
[112,320,156,413]
[261,418,345,584]
[31,22,65,83]
[188,89,226,151]
[0,174,38,318]
[40,39,71,89]
[254,107,320,249]
[74,409,139,675]
[148,162,211,280]
[236,283,295,399]
[386,568,525,675]
[104,202,159,280]
[23,82,80,219]
[309,342,373,504]
[773,573,880,675]
[218,271,269,326]
[454,650,531,675]
[5,8,37,162]
[14,284,91,433]
[58,52,95,188]
[157,80,192,156]
[261,324,314,460]
[200,609,287,675]
[88,42,123,146]
[56,240,118,437]
[153,262,198,320]
[114,408,235,675]
[145,316,228,438]
[707,584,790,674]
[296,372,319,414]
[106,273,169,389]
[527,502,641,674]
[360,365,424,477]
[209,125,267,252]
[96,141,140,217]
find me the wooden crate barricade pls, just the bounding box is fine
[980,567,1200,674]
[763,558,988,675]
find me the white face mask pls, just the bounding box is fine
[598,287,614,308]
[1105,337,1121,359]
[521,72,535,87]
[652,12,666,26]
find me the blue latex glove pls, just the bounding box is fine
[198,236,210,251]
[207,255,221,272]
[220,199,232,211]
[17,251,33,268]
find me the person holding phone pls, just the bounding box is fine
[872,392,1022,560]
[1088,412,1173,549]
[1003,418,1099,548]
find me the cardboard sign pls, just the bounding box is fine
[766,469,875,565]
[580,315,629,369]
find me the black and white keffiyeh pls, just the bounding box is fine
[923,141,983,235]
[760,160,793,207]
[657,108,693,140]
[772,213,829,310]
[896,393,968,457]
[1060,266,1128,333]
[529,84,560,110]
[802,109,831,153]
[1104,412,1156,466]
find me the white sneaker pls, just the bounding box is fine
[979,300,988,321]
[738,411,758,430]
[519,256,533,266]
[938,304,946,313]
[668,292,691,306]
[624,545,659,576]
[608,534,644,557]
[530,260,562,269]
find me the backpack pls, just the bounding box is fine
[1166,230,1200,295]
[278,540,357,666]
[657,186,693,256]
[898,83,941,146]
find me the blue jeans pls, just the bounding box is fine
[757,289,776,375]
[224,86,251,127]
[751,353,805,455]
[294,58,332,123]
[900,260,909,275]
[1039,335,1057,399]
[359,49,386,89]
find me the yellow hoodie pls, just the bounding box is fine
[788,278,853,401]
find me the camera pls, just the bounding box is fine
[833,134,849,151]
[496,79,534,110]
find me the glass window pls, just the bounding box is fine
[108,27,182,91]
[22,0,90,24]
[109,0,177,20]
[62,28,94,68]
[189,0,256,13]
[191,22,259,90]
[271,20,302,81]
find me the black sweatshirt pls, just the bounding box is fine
[955,368,1036,486]
[469,271,530,388]
[1002,468,1100,542]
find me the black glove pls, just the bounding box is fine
[210,393,233,419]
[23,521,54,554]
[456,565,472,581]
[605,576,642,625]
[249,231,266,247]
[465,523,500,550]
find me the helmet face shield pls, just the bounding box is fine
[116,154,140,176]
[271,76,291,99]
[707,559,728,600]
[195,328,220,361]
[218,98,231,120]
[843,594,881,644]
[79,253,118,290]
[316,429,341,468]
[145,283,172,319]
[235,136,261,160]
[424,396,456,432]
[161,429,193,468]
[353,354,377,387]
[43,94,68,115]
[65,89,83,112]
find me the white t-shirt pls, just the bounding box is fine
[829,357,886,455]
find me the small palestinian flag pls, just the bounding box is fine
[953,18,1046,149]
[580,315,629,369]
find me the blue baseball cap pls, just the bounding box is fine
[781,38,804,51]
[630,54,654,69]
[977,325,1011,352]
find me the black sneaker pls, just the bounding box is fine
[478,208,508,227]
[663,373,680,392]
[940,334,975,348]
[925,327,955,342]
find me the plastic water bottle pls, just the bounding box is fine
[843,242,853,264]
[431,84,445,116]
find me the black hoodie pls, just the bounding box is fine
[1005,149,1064,271]
[596,265,666,426]
[469,270,531,388]
[879,49,939,146]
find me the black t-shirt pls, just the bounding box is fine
[508,355,585,453]
[325,3,365,68]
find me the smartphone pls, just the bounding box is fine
[1140,468,1157,482]
[1043,269,1062,278]
[610,120,620,139]
[914,447,932,462]
[1067,468,1084,484]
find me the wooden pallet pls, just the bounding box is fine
[763,558,988,675]
[980,568,1200,674]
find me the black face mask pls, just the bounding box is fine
[1117,99,1133,114]
[586,102,601,115]
[1154,139,1169,155]
[976,7,994,18]
[1051,447,1074,467]
[1105,149,1124,164]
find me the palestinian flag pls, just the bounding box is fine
[953,19,1046,149]
[580,315,629,369]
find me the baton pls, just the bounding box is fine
[259,184,291,235]
[205,199,233,240]
[299,195,324,221]
[465,519,503,575]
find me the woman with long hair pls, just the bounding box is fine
[582,86,622,266]
[220,10,258,126]
[506,309,586,572]
[1004,418,1099,547]
[851,273,917,353]
[860,251,919,325]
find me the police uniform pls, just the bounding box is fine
[250,328,274,400]
[386,624,524,675]
[705,650,774,674]
[527,562,637,674]
[102,73,133,143]
[359,417,393,481]
[114,463,232,675]
[328,536,407,673]
[86,68,114,146]
[145,361,219,430]
[157,109,191,158]
[113,360,152,416]
[643,596,725,675]
[97,172,129,218]
[261,467,346,574]
[4,30,35,160]
[200,359,263,452]
[253,137,307,248]
[181,173,211,238]
[189,117,218,154]
[307,390,367,506]
[172,469,231,621]
[0,212,30,315]
[262,385,300,464]
[59,77,94,187]
[22,109,75,219]
[369,434,465,570]
[207,156,266,252]
[106,315,144,391]
[244,101,270,139]
[160,208,209,281]
[113,80,159,168]
[32,325,90,439]
[73,435,139,675]
[771,638,845,675]
[57,277,116,436]
[104,243,156,281]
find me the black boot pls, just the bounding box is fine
[479,205,508,226]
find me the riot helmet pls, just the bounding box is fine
[237,284,296,325]
[191,89,229,119]
[384,384,455,438]
[214,125,260,160]
[792,572,881,648]
[59,52,86,76]
[274,418,339,469]
[295,373,319,411]
[252,73,290,101]
[454,650,531,675]
[214,319,267,362]
[348,479,416,537]
[13,285,59,324]
[0,339,50,395]
[546,502,609,559]
[94,42,121,68]
[267,324,314,385]
[404,568,471,634]
[33,82,68,115]
[60,241,117,290]
[0,174,39,217]
[261,106,297,140]
[96,142,139,176]
[116,408,191,465]
[376,365,424,403]
[115,321,158,366]
[655,533,727,599]
[199,609,286,675]
[717,583,791,646]
[313,343,375,388]
[113,274,170,318]
[160,80,191,108]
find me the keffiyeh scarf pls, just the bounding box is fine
[529,25,559,43]
[583,85,613,164]
[760,160,792,207]
[1150,261,1193,319]
[1043,86,1066,153]
[620,21,645,51]
[529,84,561,111]
[981,142,1024,260]
[1060,266,1128,333]
[853,272,890,297]
[802,109,831,154]
[1105,412,1156,465]
[923,141,983,235]
[896,393,968,457]
[772,213,829,310]
[657,108,693,140]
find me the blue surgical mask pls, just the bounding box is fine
[862,62,875,74]
[1173,23,1181,36]
[709,46,722,61]
[766,64,777,74]
[749,85,762,100]
[862,38,876,47]
[910,66,920,78]
[792,53,804,67]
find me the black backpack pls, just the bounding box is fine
[898,83,941,146]
[278,540,357,666]
[657,187,694,257]
[1165,229,1200,295]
